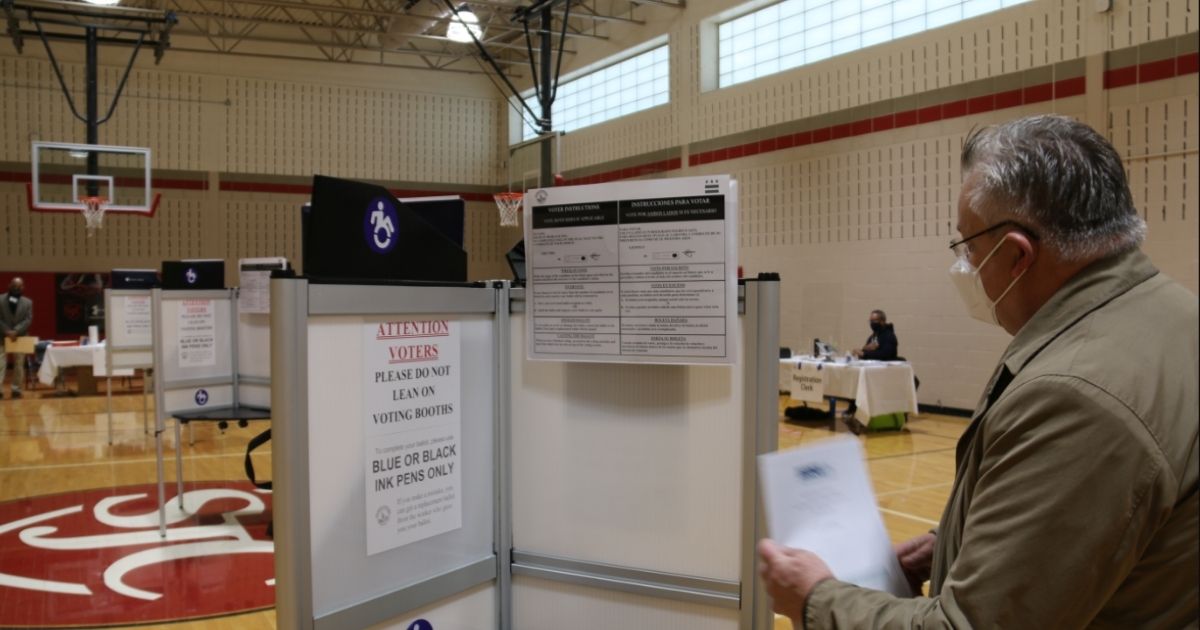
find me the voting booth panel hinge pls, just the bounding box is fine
[271,277,315,630]
[493,281,515,630]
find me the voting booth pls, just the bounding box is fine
[269,278,779,629]
[103,280,156,443]
[272,174,779,628]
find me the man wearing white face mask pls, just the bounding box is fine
[758,115,1198,628]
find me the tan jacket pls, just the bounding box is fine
[804,249,1199,628]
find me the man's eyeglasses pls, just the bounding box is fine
[949,220,1039,258]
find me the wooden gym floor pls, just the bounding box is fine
[0,382,966,629]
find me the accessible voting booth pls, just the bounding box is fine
[149,257,286,535]
[270,278,780,630]
[271,174,781,629]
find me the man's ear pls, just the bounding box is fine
[1004,231,1038,278]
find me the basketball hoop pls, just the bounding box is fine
[494,191,523,227]
[79,196,108,237]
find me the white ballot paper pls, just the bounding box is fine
[759,436,911,596]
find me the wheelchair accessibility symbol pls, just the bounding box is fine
[194,389,209,406]
[365,197,399,254]
[406,619,433,630]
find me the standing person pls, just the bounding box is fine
[758,115,1199,628]
[0,277,34,399]
[852,310,898,360]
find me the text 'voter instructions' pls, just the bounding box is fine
[524,175,738,365]
[758,436,911,596]
[362,319,463,555]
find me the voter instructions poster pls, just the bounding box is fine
[176,299,216,368]
[121,295,152,342]
[524,175,738,365]
[362,318,462,555]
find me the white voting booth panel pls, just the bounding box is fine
[307,314,495,616]
[364,583,495,630]
[238,257,286,409]
[104,289,155,443]
[238,312,271,408]
[508,281,776,630]
[105,290,154,368]
[157,291,235,389]
[510,323,743,577]
[273,281,502,630]
[272,278,780,630]
[513,576,739,630]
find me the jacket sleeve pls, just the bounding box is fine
[15,300,32,336]
[803,375,1171,629]
[861,328,897,360]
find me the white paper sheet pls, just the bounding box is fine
[759,436,911,596]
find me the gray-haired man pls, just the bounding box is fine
[759,115,1198,628]
[1,277,34,399]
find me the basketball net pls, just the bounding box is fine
[494,191,523,227]
[79,196,108,237]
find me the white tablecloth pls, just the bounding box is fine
[779,356,918,421]
[37,342,131,385]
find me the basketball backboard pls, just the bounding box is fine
[30,142,156,214]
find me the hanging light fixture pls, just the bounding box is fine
[446,4,482,43]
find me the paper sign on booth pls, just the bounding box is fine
[122,295,152,341]
[524,175,738,365]
[362,318,462,555]
[177,299,216,368]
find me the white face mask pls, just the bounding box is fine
[948,237,1026,326]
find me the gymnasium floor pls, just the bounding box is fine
[0,381,966,629]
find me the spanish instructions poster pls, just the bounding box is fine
[362,318,462,556]
[525,175,737,365]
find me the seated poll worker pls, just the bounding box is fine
[851,310,897,360]
[758,115,1199,628]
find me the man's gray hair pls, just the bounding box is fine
[961,115,1145,262]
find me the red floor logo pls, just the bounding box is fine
[0,481,274,627]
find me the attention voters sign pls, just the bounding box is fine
[362,318,462,555]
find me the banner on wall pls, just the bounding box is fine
[55,273,108,336]
[524,175,738,365]
[362,318,462,556]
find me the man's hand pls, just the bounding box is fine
[864,341,879,351]
[893,532,936,594]
[758,539,835,622]
[5,331,16,340]
[851,348,863,358]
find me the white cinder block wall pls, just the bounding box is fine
[535,0,1198,411]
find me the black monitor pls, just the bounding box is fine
[162,259,226,290]
[110,268,159,289]
[304,175,467,282]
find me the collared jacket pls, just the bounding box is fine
[804,249,1199,628]
[0,294,32,337]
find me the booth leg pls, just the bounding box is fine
[106,377,113,445]
[174,420,185,510]
[155,424,166,537]
[142,371,150,436]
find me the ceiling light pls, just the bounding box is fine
[69,150,90,159]
[446,5,482,43]
[82,0,122,5]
